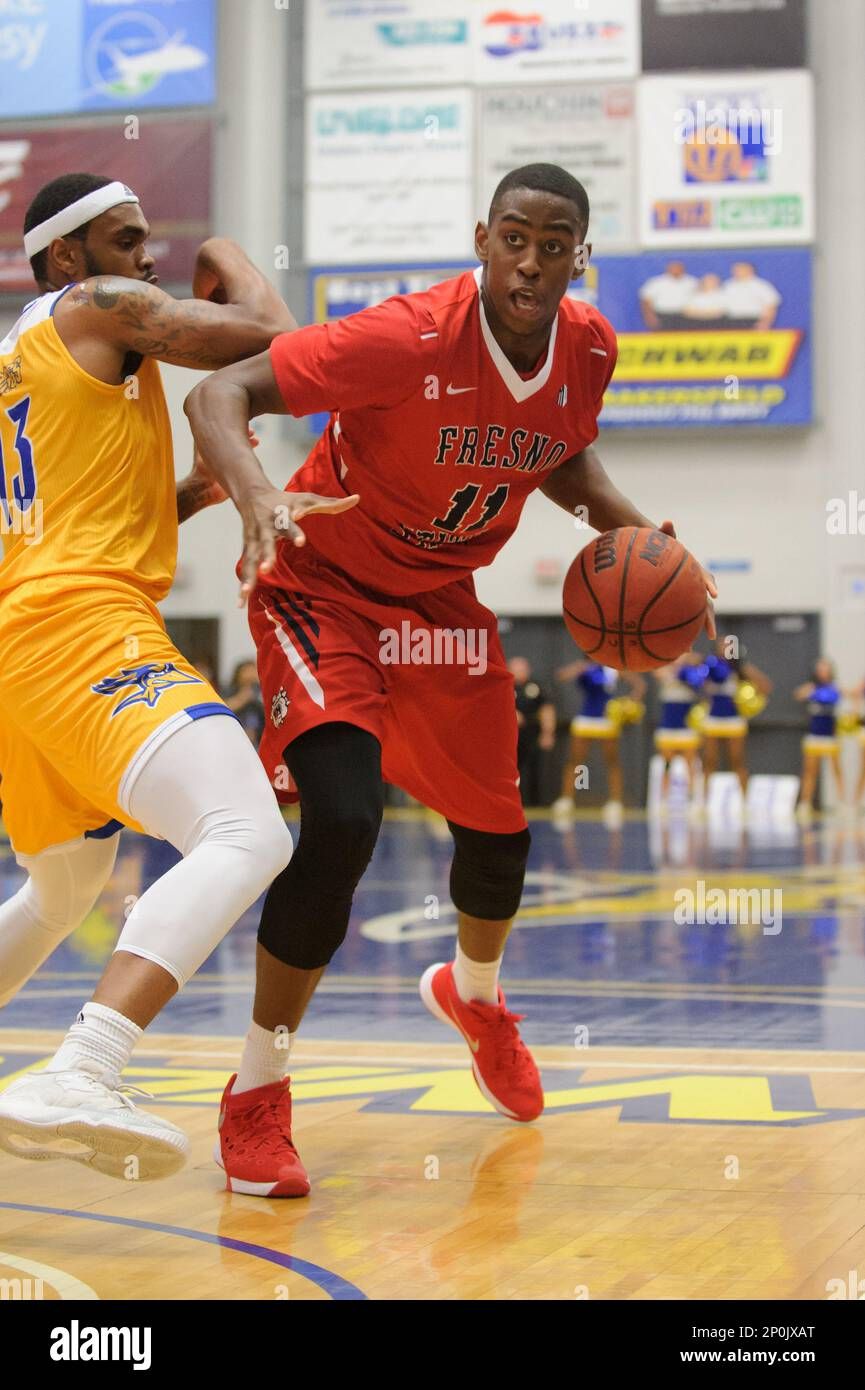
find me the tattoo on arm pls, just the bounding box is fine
[73,278,250,370]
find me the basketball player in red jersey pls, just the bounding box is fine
[186,164,717,1196]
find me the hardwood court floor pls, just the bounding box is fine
[1,811,864,1300]
[1,1033,864,1301]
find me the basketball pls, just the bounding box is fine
[563,527,706,671]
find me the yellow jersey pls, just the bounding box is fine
[0,284,176,602]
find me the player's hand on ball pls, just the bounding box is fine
[659,519,718,640]
[239,488,360,605]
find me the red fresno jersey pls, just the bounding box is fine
[268,268,617,596]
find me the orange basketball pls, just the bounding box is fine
[563,527,706,671]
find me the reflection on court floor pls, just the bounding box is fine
[1,810,864,1300]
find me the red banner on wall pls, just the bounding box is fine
[0,117,212,294]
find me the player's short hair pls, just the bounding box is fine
[489,164,590,232]
[24,173,115,283]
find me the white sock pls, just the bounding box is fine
[234,1021,295,1094]
[452,945,502,1005]
[45,1002,142,1079]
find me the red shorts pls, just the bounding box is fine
[249,550,526,835]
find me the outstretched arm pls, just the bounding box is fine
[184,351,358,602]
[176,428,260,525]
[541,446,656,533]
[556,658,588,682]
[741,660,774,696]
[55,238,296,375]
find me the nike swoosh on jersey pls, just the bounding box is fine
[447,999,480,1052]
[446,384,476,395]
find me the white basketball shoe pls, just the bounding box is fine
[0,1069,190,1180]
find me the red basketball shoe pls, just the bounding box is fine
[214,1075,310,1197]
[419,962,544,1122]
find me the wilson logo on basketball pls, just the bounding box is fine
[592,531,618,573]
[638,530,669,567]
[565,526,707,672]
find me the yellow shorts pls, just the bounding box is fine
[570,716,618,740]
[655,728,700,752]
[702,716,747,739]
[802,734,839,756]
[0,580,230,857]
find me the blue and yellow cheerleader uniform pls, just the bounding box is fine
[803,683,841,755]
[571,665,619,740]
[702,654,747,738]
[655,663,706,753]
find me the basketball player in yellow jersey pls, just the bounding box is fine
[0,174,354,1181]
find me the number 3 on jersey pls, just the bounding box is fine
[0,397,37,527]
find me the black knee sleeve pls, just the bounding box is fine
[448,821,531,922]
[258,724,383,969]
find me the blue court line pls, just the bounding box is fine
[0,1202,367,1301]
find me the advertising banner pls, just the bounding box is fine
[479,83,636,250]
[637,70,814,247]
[582,248,812,427]
[305,90,474,264]
[641,0,806,72]
[306,1,473,89]
[0,118,212,294]
[473,0,640,85]
[0,0,216,118]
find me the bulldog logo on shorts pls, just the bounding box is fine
[271,688,290,728]
[92,662,202,717]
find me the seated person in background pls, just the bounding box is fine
[225,659,266,747]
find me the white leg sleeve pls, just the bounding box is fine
[117,715,292,987]
[0,835,119,1009]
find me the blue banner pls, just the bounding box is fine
[308,250,812,432]
[0,0,216,118]
[588,249,812,428]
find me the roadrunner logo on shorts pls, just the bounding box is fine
[271,688,290,728]
[92,663,202,716]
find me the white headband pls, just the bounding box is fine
[24,181,140,259]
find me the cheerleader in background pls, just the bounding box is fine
[847,675,865,811]
[702,639,773,791]
[794,659,843,819]
[651,653,708,800]
[553,660,646,827]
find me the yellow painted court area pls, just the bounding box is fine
[1,1033,863,1302]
